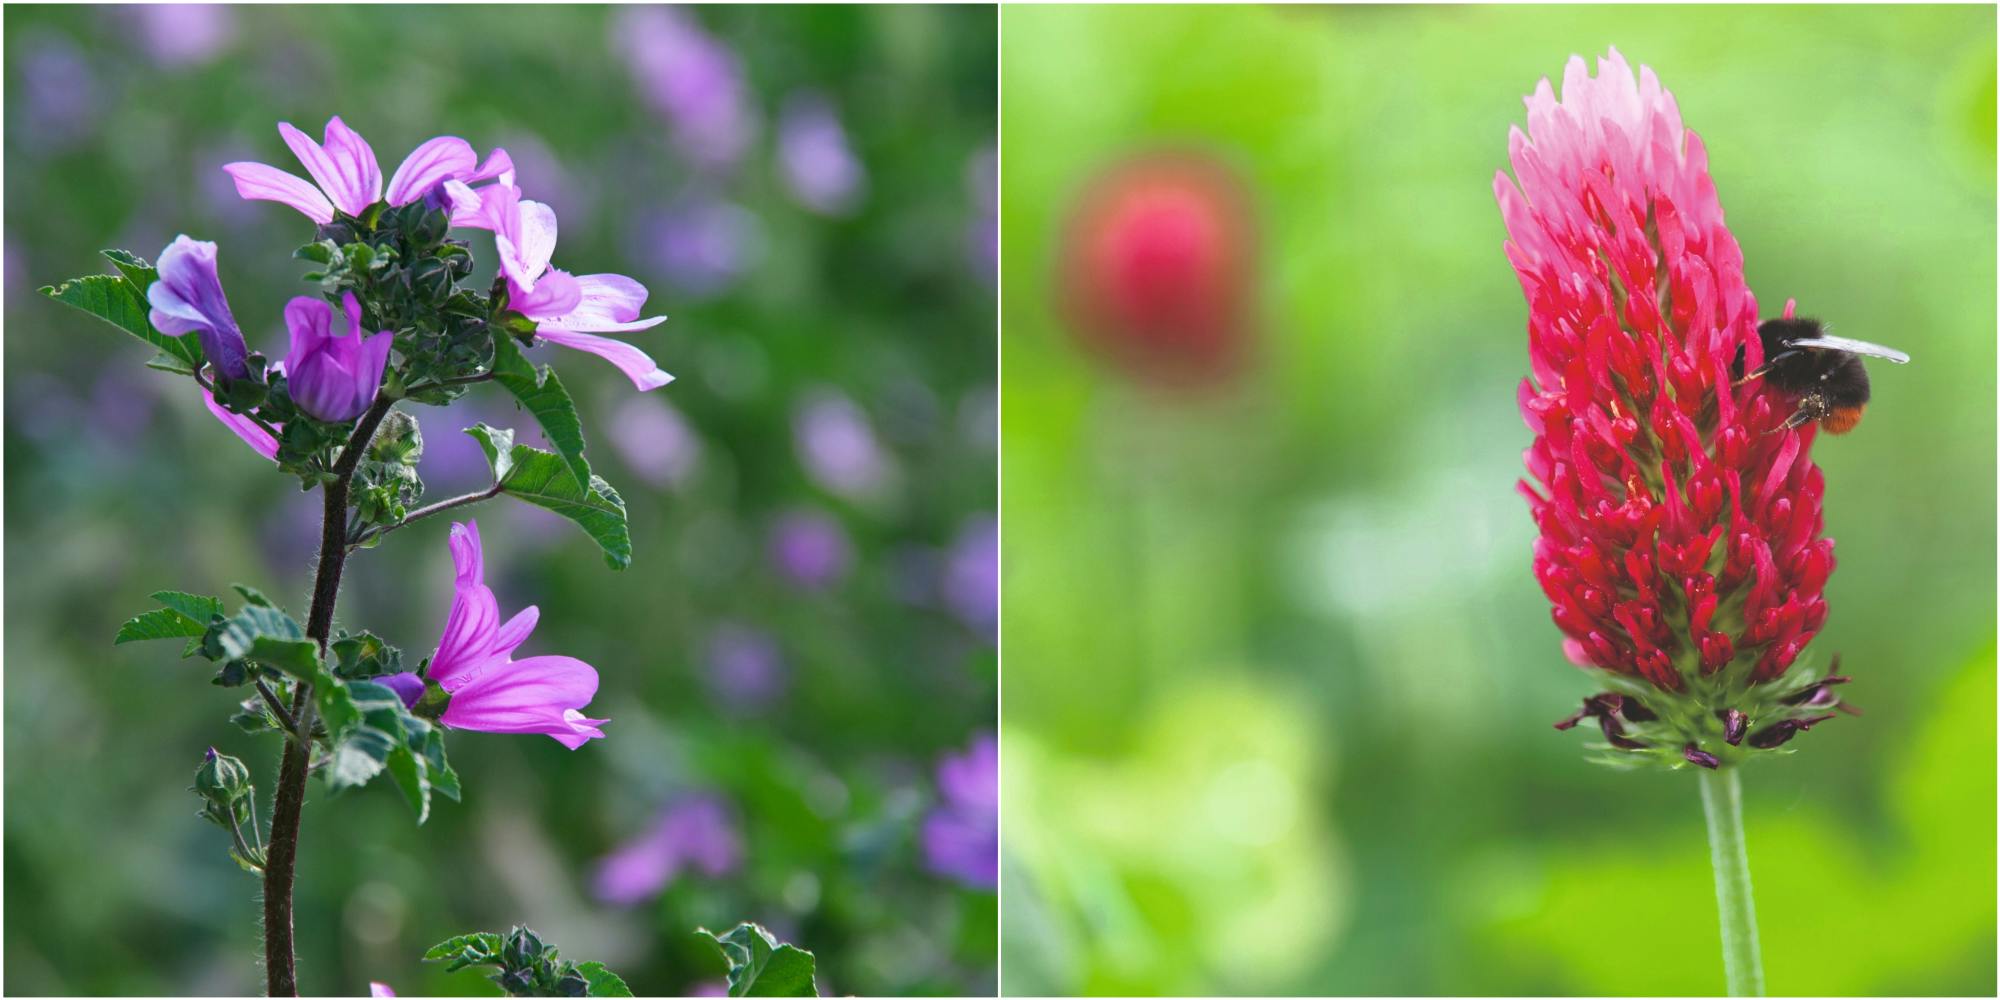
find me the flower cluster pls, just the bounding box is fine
[141,117,676,476]
[1496,50,1852,768]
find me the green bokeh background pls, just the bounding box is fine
[5,5,995,996]
[1001,4,1995,996]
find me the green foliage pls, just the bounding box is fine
[317,677,457,823]
[353,410,428,540]
[426,926,630,997]
[40,250,205,371]
[465,424,632,569]
[695,924,820,997]
[114,589,221,649]
[213,604,320,679]
[329,630,404,680]
[490,332,594,490]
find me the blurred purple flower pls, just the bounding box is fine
[767,508,852,590]
[416,405,508,493]
[634,193,763,300]
[369,983,396,998]
[704,623,786,713]
[686,981,728,997]
[777,93,865,216]
[16,31,100,153]
[424,521,607,748]
[89,364,161,446]
[942,515,997,640]
[131,4,237,68]
[965,146,998,283]
[283,292,392,422]
[197,142,266,229]
[148,235,249,380]
[921,733,998,889]
[606,394,702,490]
[592,796,744,906]
[610,7,757,171]
[793,389,892,500]
[494,131,590,224]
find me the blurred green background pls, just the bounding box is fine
[6,4,994,996]
[1001,4,1994,996]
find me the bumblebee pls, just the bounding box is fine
[1732,317,1910,433]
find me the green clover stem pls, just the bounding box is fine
[1699,766,1765,997]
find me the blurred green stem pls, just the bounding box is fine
[1699,767,1764,997]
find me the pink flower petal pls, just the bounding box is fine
[221,161,335,224]
[385,135,475,206]
[202,388,279,461]
[441,655,605,748]
[534,326,674,390]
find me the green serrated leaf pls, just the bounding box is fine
[102,248,159,291]
[153,590,224,623]
[146,353,198,375]
[230,583,277,608]
[465,423,515,481]
[424,931,505,968]
[215,605,319,677]
[115,608,208,644]
[384,744,430,823]
[490,332,592,489]
[324,722,398,792]
[696,923,819,998]
[577,962,634,998]
[423,728,461,802]
[495,446,631,570]
[42,271,204,368]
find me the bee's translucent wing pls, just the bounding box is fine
[1781,334,1911,364]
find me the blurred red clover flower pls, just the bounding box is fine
[1057,150,1256,390]
[1496,49,1850,768]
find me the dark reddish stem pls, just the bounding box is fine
[262,396,395,996]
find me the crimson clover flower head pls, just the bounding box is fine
[1496,49,1851,769]
[388,521,607,749]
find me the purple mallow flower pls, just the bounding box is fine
[224,116,509,225]
[454,180,673,390]
[148,235,249,380]
[777,93,865,216]
[385,521,607,748]
[592,795,744,906]
[768,509,851,590]
[283,292,391,422]
[922,733,998,889]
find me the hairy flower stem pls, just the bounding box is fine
[262,396,396,996]
[1699,767,1765,997]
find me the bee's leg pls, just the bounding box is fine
[1762,393,1825,434]
[1733,349,1802,386]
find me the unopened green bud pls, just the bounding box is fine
[193,747,253,805]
